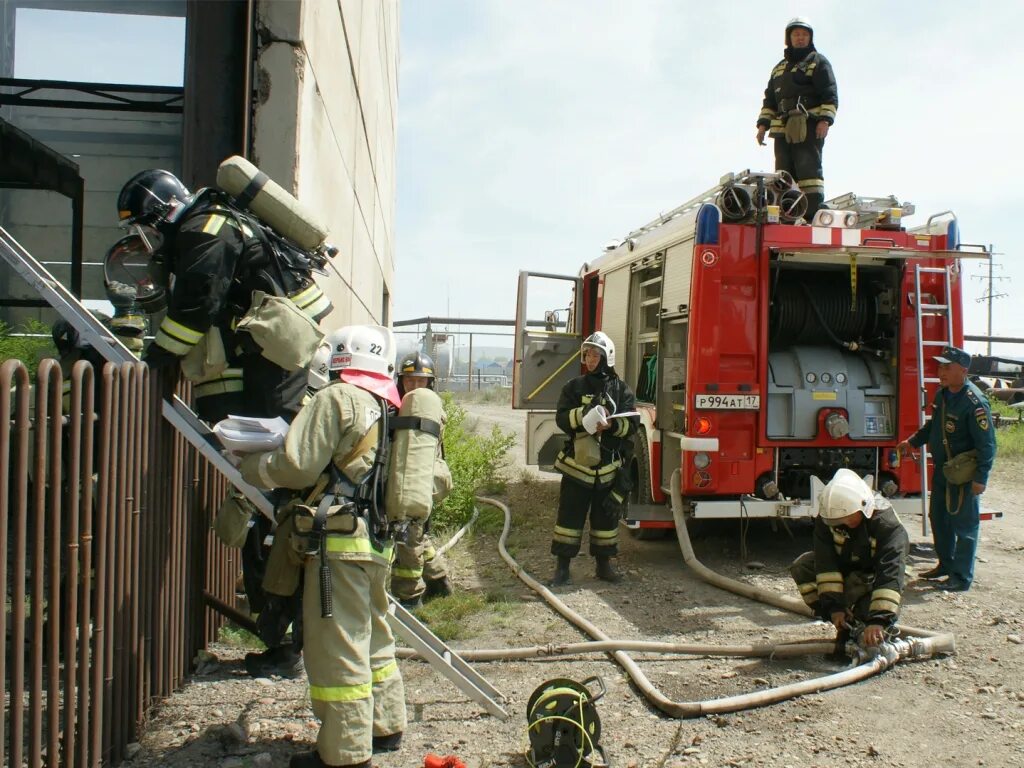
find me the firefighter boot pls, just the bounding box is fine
[423,576,453,601]
[595,556,623,583]
[372,732,403,753]
[804,192,824,219]
[549,556,573,587]
[244,644,304,679]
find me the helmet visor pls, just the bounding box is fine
[103,235,166,313]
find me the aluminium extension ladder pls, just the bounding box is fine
[0,225,508,720]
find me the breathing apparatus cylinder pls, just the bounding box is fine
[526,676,607,768]
[385,387,445,523]
[216,155,329,251]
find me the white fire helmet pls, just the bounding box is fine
[785,16,813,43]
[325,324,396,377]
[817,468,888,524]
[581,331,616,368]
[307,341,332,391]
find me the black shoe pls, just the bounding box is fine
[595,557,622,583]
[397,596,423,611]
[918,565,947,580]
[372,731,402,753]
[424,576,453,600]
[244,646,304,679]
[935,576,970,592]
[549,556,572,586]
[289,753,370,768]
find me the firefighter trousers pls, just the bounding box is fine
[391,519,450,601]
[551,475,620,558]
[303,554,406,765]
[773,133,825,215]
[789,552,873,623]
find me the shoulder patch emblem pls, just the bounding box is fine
[977,412,989,431]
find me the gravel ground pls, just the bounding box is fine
[128,402,1024,768]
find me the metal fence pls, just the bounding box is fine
[2,358,238,767]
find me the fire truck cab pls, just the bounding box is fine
[513,170,990,534]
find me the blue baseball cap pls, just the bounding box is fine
[934,346,971,368]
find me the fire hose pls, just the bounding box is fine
[398,482,954,717]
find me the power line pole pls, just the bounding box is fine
[971,244,1008,356]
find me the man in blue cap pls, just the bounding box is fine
[898,346,997,591]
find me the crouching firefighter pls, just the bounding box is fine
[790,468,910,650]
[240,325,407,768]
[550,332,639,586]
[388,351,455,609]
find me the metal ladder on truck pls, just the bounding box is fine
[0,225,508,720]
[912,264,955,536]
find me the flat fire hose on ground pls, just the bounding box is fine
[1,225,509,720]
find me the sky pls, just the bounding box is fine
[394,1,1024,357]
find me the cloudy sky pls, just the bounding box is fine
[395,1,1024,356]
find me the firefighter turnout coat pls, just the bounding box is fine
[551,370,639,558]
[792,509,909,629]
[145,198,324,422]
[239,381,405,766]
[757,48,838,139]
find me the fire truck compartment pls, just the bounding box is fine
[766,346,896,439]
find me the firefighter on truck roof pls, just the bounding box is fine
[549,332,639,586]
[755,16,838,218]
[790,469,910,648]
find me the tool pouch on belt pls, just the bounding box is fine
[784,113,808,144]
[940,399,979,485]
[290,497,359,557]
[942,449,978,486]
[180,327,228,383]
[573,434,602,468]
[262,508,303,597]
[213,490,256,548]
[235,290,324,371]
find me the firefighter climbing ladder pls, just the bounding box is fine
[912,264,955,536]
[0,225,509,720]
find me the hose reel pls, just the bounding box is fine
[526,676,608,768]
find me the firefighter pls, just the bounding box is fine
[115,169,312,677]
[389,351,453,609]
[790,468,909,647]
[755,17,838,218]
[239,325,406,768]
[550,332,639,586]
[897,346,997,592]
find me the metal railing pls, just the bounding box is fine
[2,358,237,767]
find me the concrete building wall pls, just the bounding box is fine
[253,0,399,328]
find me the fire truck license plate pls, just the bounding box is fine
[695,394,760,410]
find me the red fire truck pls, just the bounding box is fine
[512,170,990,534]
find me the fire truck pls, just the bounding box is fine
[512,170,991,535]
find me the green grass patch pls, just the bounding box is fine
[452,388,511,406]
[433,393,516,529]
[414,591,488,641]
[989,400,1024,457]
[217,624,264,649]
[0,319,56,377]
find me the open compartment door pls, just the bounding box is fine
[512,270,582,410]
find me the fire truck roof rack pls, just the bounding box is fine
[622,169,773,242]
[824,192,916,227]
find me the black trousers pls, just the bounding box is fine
[773,133,825,215]
[242,513,304,650]
[551,476,620,558]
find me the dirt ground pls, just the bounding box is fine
[130,401,1024,768]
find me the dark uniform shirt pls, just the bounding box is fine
[909,380,996,486]
[757,48,838,137]
[813,508,909,628]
